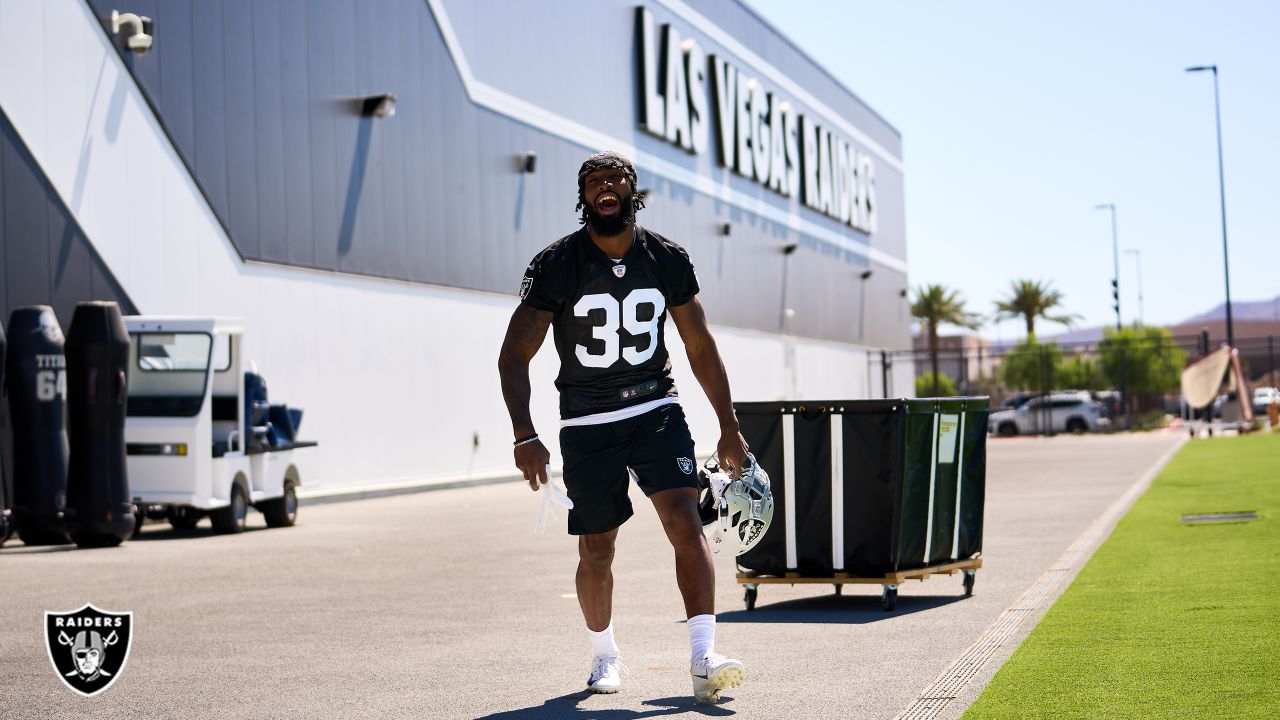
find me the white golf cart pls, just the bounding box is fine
[124,317,316,534]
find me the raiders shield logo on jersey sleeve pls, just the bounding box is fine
[45,604,134,697]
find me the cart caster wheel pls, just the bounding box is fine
[744,585,758,611]
[881,585,898,611]
[834,584,843,597]
[963,570,976,597]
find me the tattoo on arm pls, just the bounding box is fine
[498,305,553,436]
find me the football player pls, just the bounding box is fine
[499,151,748,703]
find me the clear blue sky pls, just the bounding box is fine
[747,0,1279,342]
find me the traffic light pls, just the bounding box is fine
[1111,278,1120,314]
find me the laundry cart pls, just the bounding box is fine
[733,398,989,611]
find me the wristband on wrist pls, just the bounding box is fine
[513,434,540,447]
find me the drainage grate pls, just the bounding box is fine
[1181,512,1258,524]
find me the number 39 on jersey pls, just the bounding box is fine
[573,289,666,368]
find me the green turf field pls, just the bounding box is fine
[964,432,1280,719]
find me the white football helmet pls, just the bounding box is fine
[697,453,774,556]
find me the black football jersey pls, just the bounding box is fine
[520,225,699,420]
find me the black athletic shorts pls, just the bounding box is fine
[559,403,699,536]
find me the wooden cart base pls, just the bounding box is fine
[736,557,982,611]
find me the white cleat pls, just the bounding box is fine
[587,655,625,694]
[691,653,745,703]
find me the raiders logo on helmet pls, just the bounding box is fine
[45,604,133,697]
[696,454,774,557]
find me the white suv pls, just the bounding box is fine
[1253,387,1279,414]
[988,391,1107,436]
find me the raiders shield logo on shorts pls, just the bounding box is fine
[45,604,133,697]
[677,457,694,475]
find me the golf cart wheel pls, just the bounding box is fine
[881,585,898,611]
[834,583,844,597]
[261,483,298,528]
[131,506,145,539]
[963,570,976,597]
[211,484,248,535]
[168,506,201,530]
[997,422,1018,437]
[1065,418,1087,433]
[744,585,758,611]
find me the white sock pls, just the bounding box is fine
[688,614,715,663]
[586,623,619,658]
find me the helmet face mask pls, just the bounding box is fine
[697,454,774,556]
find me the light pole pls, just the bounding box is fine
[858,269,873,343]
[1186,64,1234,347]
[779,243,798,332]
[1094,203,1121,330]
[1125,249,1144,325]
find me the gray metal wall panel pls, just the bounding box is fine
[2,122,51,310]
[82,0,908,349]
[191,0,230,224]
[279,0,315,269]
[157,0,196,160]
[221,0,261,259]
[252,0,289,264]
[305,0,338,271]
[0,110,136,330]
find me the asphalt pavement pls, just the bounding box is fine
[0,431,1183,719]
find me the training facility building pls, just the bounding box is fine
[0,0,912,492]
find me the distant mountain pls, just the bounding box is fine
[978,295,1280,348]
[1179,296,1280,324]
[987,325,1104,349]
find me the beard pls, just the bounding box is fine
[584,193,634,236]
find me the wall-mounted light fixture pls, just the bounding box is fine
[859,269,873,281]
[111,10,152,55]
[636,187,652,202]
[718,222,732,237]
[361,93,397,118]
[899,288,908,298]
[517,151,538,173]
[782,243,798,255]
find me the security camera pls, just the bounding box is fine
[111,10,153,56]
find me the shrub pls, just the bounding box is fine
[917,371,959,397]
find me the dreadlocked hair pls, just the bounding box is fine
[575,150,645,225]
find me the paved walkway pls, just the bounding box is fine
[0,432,1184,719]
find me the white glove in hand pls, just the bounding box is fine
[534,463,574,535]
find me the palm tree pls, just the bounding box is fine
[993,279,1079,339]
[911,284,983,396]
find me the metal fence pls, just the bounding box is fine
[871,332,1278,435]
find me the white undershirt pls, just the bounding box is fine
[560,397,680,428]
